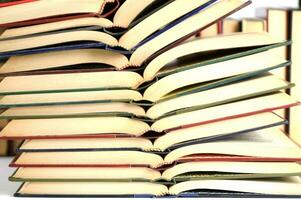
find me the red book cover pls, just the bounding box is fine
[0,0,37,8]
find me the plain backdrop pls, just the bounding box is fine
[231,0,299,19]
[0,0,300,199]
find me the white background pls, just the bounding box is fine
[230,0,299,19]
[0,0,300,199]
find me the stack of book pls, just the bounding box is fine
[1,0,301,198]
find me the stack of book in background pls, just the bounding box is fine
[1,0,301,197]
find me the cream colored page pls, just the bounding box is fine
[0,102,145,117]
[169,177,301,195]
[153,112,283,151]
[151,92,296,132]
[143,32,282,81]
[144,49,286,102]
[130,0,248,66]
[0,117,150,137]
[0,0,103,24]
[113,0,155,28]
[222,19,240,34]
[164,128,301,163]
[200,23,219,37]
[14,167,161,180]
[0,18,113,39]
[0,49,129,73]
[162,162,301,180]
[120,0,211,49]
[0,31,118,53]
[0,71,143,93]
[146,74,288,119]
[0,102,146,118]
[268,10,288,80]
[19,182,168,196]
[15,151,163,168]
[242,19,266,33]
[0,90,142,105]
[21,138,153,151]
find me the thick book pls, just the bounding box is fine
[14,112,287,151]
[0,0,251,60]
[0,73,293,110]
[9,162,301,182]
[0,33,290,99]
[221,18,240,34]
[13,177,301,198]
[0,0,116,28]
[289,10,301,146]
[8,128,301,168]
[242,18,267,33]
[0,92,299,139]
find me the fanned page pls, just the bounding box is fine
[13,177,301,197]
[0,0,113,27]
[14,112,285,150]
[0,102,146,120]
[0,32,286,76]
[0,0,216,52]
[0,117,150,139]
[0,89,143,107]
[143,48,287,102]
[143,32,285,81]
[0,71,144,95]
[9,127,301,168]
[0,0,250,63]
[164,128,301,164]
[151,92,298,132]
[168,177,301,197]
[10,162,301,182]
[130,0,251,66]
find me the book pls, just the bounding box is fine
[0,92,298,139]
[0,33,289,97]
[2,1,301,198]
[0,0,251,60]
[13,177,301,198]
[221,18,240,34]
[198,22,222,37]
[267,9,289,81]
[267,9,290,127]
[289,10,301,146]
[0,0,116,28]
[0,140,8,155]
[242,18,267,33]
[0,119,8,155]
[15,112,286,150]
[0,73,293,108]
[9,162,301,182]
[8,128,301,168]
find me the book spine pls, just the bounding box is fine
[0,140,8,156]
[289,10,301,146]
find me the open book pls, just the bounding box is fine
[9,162,301,182]
[0,33,291,109]
[13,177,301,198]
[14,112,286,151]
[9,128,301,168]
[0,92,298,138]
[0,0,251,62]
